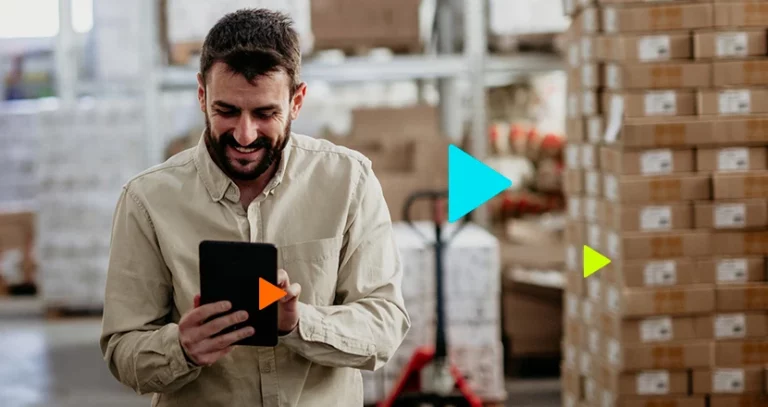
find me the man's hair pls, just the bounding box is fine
[200,9,301,93]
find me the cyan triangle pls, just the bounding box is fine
[448,145,512,223]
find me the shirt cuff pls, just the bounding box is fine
[165,324,202,377]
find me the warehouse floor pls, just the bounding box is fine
[0,318,560,407]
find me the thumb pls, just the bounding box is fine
[194,294,201,308]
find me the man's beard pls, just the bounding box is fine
[204,117,291,182]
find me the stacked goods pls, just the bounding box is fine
[321,105,451,222]
[0,103,41,206]
[362,222,505,404]
[563,1,768,406]
[37,99,146,311]
[0,210,37,296]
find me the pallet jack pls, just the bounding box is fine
[378,190,483,407]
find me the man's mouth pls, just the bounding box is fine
[232,145,260,154]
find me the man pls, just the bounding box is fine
[100,9,410,407]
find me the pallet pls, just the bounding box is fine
[45,307,103,320]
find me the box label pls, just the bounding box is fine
[715,314,747,339]
[644,260,677,286]
[583,300,594,325]
[564,0,575,15]
[641,149,673,175]
[588,117,602,143]
[717,259,749,283]
[589,329,600,354]
[583,91,596,116]
[581,37,593,61]
[583,8,596,33]
[604,93,624,143]
[567,293,579,318]
[567,245,578,270]
[608,232,619,258]
[568,93,579,118]
[566,343,577,368]
[607,286,620,313]
[581,352,593,375]
[586,198,598,221]
[587,172,599,195]
[639,35,671,61]
[582,145,595,168]
[713,369,745,393]
[588,224,601,249]
[640,206,672,231]
[606,65,620,89]
[644,91,677,116]
[569,44,580,68]
[566,145,580,169]
[601,390,613,407]
[719,90,751,115]
[714,204,747,229]
[608,339,620,365]
[603,8,617,33]
[569,198,581,220]
[636,371,671,395]
[717,33,748,58]
[582,65,595,89]
[717,147,750,171]
[640,317,673,342]
[604,175,618,202]
[564,394,575,407]
[588,278,602,301]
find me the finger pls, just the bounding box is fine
[196,326,255,355]
[280,283,301,303]
[183,301,232,327]
[277,269,289,288]
[195,310,249,342]
[193,294,201,308]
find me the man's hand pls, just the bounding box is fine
[178,296,255,366]
[277,269,302,334]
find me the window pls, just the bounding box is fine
[0,0,93,39]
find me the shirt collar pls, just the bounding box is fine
[194,132,293,203]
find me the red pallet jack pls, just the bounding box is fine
[378,190,483,407]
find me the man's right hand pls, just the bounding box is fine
[178,295,255,366]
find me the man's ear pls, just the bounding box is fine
[197,73,206,114]
[290,83,307,120]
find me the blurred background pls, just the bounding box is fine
[0,1,572,406]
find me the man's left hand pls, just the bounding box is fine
[277,269,301,334]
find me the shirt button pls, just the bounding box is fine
[263,364,273,373]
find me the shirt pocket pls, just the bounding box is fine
[278,236,342,306]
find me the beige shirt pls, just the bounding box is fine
[100,134,410,407]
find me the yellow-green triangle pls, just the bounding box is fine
[583,245,611,278]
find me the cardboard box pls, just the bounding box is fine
[712,231,768,255]
[581,64,602,90]
[607,339,714,370]
[605,62,712,90]
[567,119,585,142]
[715,2,768,28]
[564,169,585,195]
[698,257,766,285]
[379,174,447,222]
[585,197,600,223]
[603,284,715,317]
[601,147,695,176]
[601,3,713,33]
[694,200,768,230]
[586,116,604,144]
[603,91,696,118]
[716,340,768,366]
[714,60,768,87]
[561,368,582,400]
[573,7,601,35]
[698,89,768,116]
[599,201,693,232]
[311,0,421,51]
[601,311,711,344]
[710,395,768,407]
[604,173,711,204]
[581,143,600,170]
[568,198,584,222]
[692,367,764,394]
[694,29,768,59]
[502,283,562,340]
[696,147,767,172]
[603,258,712,287]
[598,365,689,397]
[714,172,768,199]
[717,284,768,311]
[711,116,768,146]
[349,105,440,140]
[609,396,706,407]
[706,312,768,340]
[565,144,581,170]
[607,231,712,260]
[599,33,693,62]
[585,171,603,197]
[606,117,715,149]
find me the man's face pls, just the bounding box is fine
[197,63,305,181]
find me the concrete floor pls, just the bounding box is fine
[0,317,560,407]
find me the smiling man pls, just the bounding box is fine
[100,9,410,407]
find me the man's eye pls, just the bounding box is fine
[258,112,277,119]
[216,109,237,117]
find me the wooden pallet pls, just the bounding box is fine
[45,307,103,320]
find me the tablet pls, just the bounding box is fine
[199,240,278,347]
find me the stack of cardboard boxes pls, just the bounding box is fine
[562,1,768,406]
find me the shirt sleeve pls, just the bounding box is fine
[100,186,202,394]
[279,164,411,371]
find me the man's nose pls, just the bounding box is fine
[234,115,259,146]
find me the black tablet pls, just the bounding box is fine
[199,240,278,347]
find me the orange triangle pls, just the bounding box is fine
[259,278,287,310]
